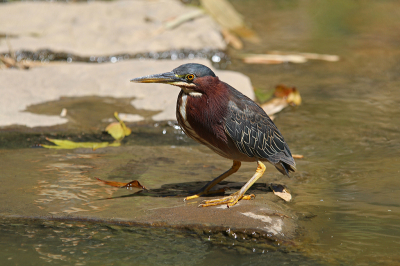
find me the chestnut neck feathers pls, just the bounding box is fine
[176,76,230,150]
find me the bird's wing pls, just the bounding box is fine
[223,86,295,174]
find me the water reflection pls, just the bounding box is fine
[0,219,322,266]
[1,0,400,265]
[227,0,400,264]
[34,154,117,215]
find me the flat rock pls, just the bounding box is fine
[0,144,297,242]
[0,0,225,56]
[0,59,254,127]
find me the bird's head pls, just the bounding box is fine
[130,63,218,97]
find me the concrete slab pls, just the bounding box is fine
[0,59,254,127]
[0,0,225,56]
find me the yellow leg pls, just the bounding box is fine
[184,160,241,201]
[199,161,266,208]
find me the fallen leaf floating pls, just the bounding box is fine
[200,0,259,45]
[95,177,148,190]
[242,54,307,64]
[261,84,302,117]
[269,183,292,202]
[240,52,339,64]
[40,112,131,150]
[221,28,243,50]
[274,84,302,106]
[260,86,304,159]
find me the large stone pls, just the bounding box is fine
[0,0,225,56]
[0,143,298,242]
[0,59,254,127]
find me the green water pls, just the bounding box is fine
[0,219,322,266]
[226,0,400,264]
[1,0,400,265]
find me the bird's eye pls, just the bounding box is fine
[186,74,195,81]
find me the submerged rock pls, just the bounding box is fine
[0,143,297,243]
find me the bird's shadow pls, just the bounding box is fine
[99,180,273,201]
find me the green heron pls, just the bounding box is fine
[131,63,295,207]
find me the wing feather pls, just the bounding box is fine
[223,85,296,175]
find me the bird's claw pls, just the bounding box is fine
[198,193,255,208]
[184,187,227,202]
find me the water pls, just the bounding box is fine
[226,0,400,264]
[0,219,321,266]
[1,0,400,265]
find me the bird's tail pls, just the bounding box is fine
[275,161,296,177]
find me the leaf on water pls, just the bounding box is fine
[41,138,120,150]
[261,85,302,116]
[200,0,258,42]
[40,112,130,150]
[106,112,131,141]
[269,183,292,202]
[60,108,67,117]
[274,84,302,106]
[272,51,339,62]
[221,28,243,50]
[240,52,339,64]
[95,177,148,190]
[261,98,288,117]
[240,54,307,64]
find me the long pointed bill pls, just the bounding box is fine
[130,71,180,84]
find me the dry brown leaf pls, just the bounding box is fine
[201,0,244,30]
[270,183,292,202]
[95,177,148,190]
[200,0,258,42]
[261,98,288,116]
[241,54,307,64]
[0,55,42,69]
[221,28,243,50]
[241,52,339,64]
[274,84,302,106]
[261,85,302,116]
[269,51,339,62]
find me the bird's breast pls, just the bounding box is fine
[176,92,204,144]
[176,90,232,159]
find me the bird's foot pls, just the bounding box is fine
[198,192,255,208]
[184,187,228,202]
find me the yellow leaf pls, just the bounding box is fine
[42,138,120,150]
[286,88,302,106]
[105,112,131,140]
[105,122,125,141]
